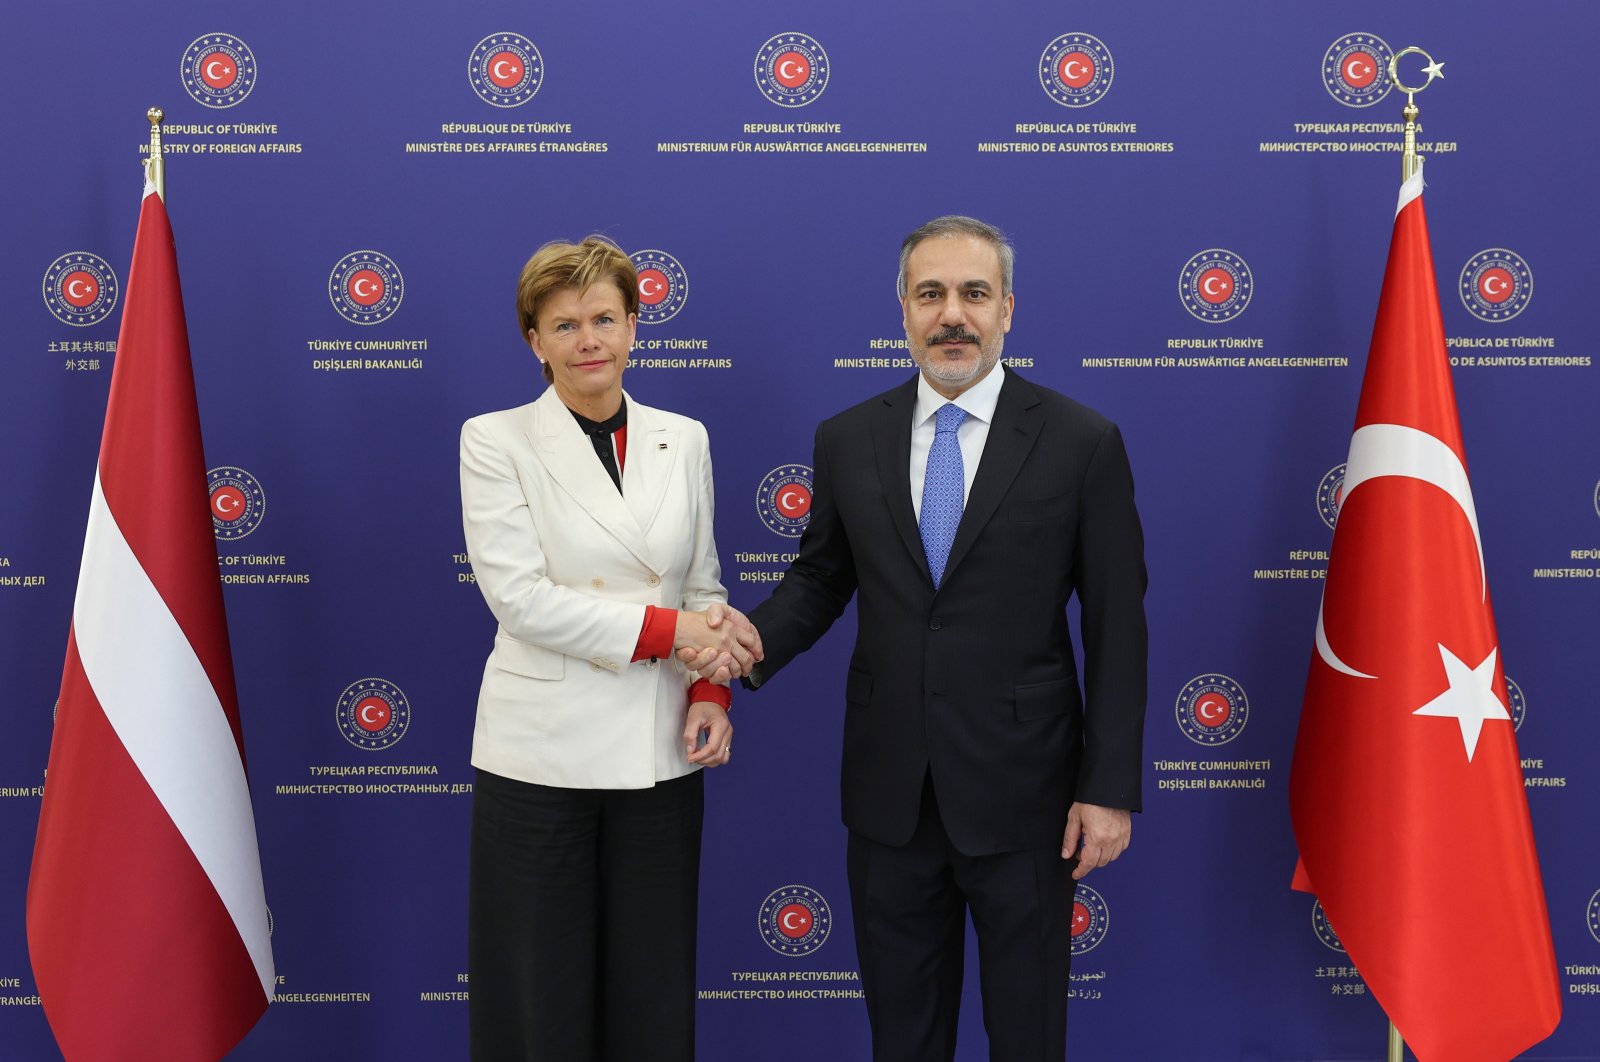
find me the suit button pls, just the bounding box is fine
[929,617,942,630]
[591,663,604,673]
[646,574,661,588]
[591,577,605,588]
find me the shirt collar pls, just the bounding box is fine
[914,362,1005,428]
[567,397,628,436]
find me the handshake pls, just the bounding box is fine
[673,603,763,684]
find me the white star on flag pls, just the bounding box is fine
[1411,645,1510,761]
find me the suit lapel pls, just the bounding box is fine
[871,376,930,582]
[620,397,677,550]
[941,369,1042,585]
[528,388,655,570]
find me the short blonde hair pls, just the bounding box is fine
[516,237,639,383]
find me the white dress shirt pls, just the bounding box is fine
[909,364,1005,520]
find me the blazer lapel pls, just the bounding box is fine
[871,376,930,582]
[529,389,655,570]
[620,396,677,553]
[941,369,1042,585]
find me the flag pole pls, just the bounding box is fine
[145,106,165,200]
[1388,45,1443,183]
[1379,45,1445,1062]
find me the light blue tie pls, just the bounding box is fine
[920,403,968,589]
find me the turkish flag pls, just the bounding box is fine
[1289,168,1561,1060]
[27,179,274,1059]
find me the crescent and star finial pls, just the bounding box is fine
[1389,46,1444,95]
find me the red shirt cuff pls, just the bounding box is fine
[690,680,731,711]
[632,605,677,662]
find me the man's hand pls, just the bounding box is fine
[1061,802,1131,881]
[684,701,732,767]
[676,604,763,683]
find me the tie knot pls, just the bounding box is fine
[934,403,967,434]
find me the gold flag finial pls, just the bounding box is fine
[1387,47,1443,183]
[145,107,165,200]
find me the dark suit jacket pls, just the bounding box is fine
[747,367,1147,856]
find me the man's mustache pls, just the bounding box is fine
[926,327,981,346]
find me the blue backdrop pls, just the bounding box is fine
[2,2,1597,1058]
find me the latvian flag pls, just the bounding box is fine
[27,176,273,1060]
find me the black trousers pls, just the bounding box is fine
[469,768,704,1062]
[847,775,1078,1062]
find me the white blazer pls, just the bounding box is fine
[460,386,728,789]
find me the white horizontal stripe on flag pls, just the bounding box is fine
[72,473,274,1000]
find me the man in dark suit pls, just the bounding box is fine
[709,215,1146,1060]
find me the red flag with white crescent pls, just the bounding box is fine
[1289,166,1561,1060]
[27,179,273,1060]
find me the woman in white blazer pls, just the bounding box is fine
[460,237,758,1061]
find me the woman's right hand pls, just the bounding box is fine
[674,605,763,680]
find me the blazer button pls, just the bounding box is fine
[929,616,942,630]
[645,574,661,588]
[591,577,605,588]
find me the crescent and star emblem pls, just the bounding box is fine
[1064,60,1086,79]
[1196,695,1227,723]
[778,58,802,80]
[781,911,807,931]
[360,703,385,725]
[640,277,662,297]
[1203,276,1226,296]
[1483,275,1507,296]
[493,59,517,80]
[1343,57,1369,82]
[353,277,377,298]
[1314,423,1507,762]
[206,59,231,81]
[214,494,240,515]
[67,279,91,300]
[778,490,804,514]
